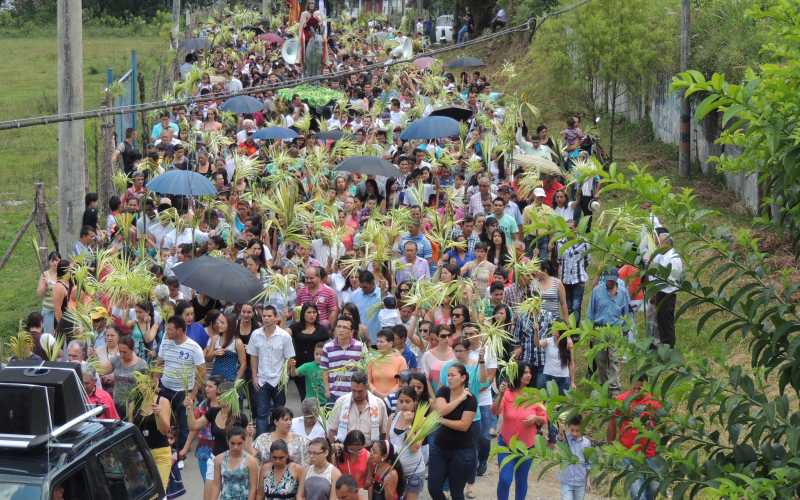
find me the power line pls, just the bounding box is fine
[0,1,587,131]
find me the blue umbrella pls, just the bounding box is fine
[313,130,347,141]
[146,169,217,196]
[400,116,460,141]
[220,95,265,114]
[253,127,299,140]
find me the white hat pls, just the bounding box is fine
[533,187,546,198]
[154,284,170,300]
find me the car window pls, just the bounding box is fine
[0,483,41,500]
[97,437,157,499]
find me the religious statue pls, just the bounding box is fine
[298,0,327,77]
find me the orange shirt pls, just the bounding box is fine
[618,264,644,301]
[367,353,408,396]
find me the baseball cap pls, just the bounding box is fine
[154,284,170,300]
[90,306,109,321]
[601,267,619,282]
[533,187,546,198]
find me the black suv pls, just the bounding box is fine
[0,361,165,500]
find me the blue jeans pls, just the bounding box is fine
[545,374,571,395]
[254,382,286,436]
[625,458,659,500]
[496,435,533,500]
[196,445,212,480]
[428,440,476,500]
[560,483,586,500]
[532,364,546,389]
[537,236,551,267]
[478,405,495,467]
[456,25,469,43]
[565,283,585,325]
[467,420,480,484]
[41,309,55,334]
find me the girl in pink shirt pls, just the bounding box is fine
[493,361,548,500]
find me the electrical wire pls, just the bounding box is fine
[0,0,589,131]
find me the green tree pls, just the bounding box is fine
[672,0,800,249]
[534,0,676,159]
[498,161,800,498]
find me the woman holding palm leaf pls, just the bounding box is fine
[388,387,428,500]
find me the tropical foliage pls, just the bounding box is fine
[498,161,800,498]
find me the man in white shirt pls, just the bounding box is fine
[388,98,406,127]
[157,315,206,452]
[650,230,683,348]
[228,71,243,93]
[247,305,296,435]
[468,176,496,216]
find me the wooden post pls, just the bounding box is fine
[0,213,34,271]
[172,0,182,49]
[34,183,49,271]
[678,0,691,177]
[57,0,87,254]
[99,91,115,227]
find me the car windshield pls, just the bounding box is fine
[0,482,41,500]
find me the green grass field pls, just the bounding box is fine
[0,34,165,335]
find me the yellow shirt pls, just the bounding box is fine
[522,203,554,237]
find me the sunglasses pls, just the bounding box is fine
[439,333,452,338]
[452,313,463,317]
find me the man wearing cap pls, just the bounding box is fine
[90,306,110,350]
[587,267,631,395]
[649,230,683,348]
[292,398,327,440]
[522,187,554,265]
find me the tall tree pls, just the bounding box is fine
[538,0,677,159]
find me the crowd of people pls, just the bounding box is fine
[16,3,686,500]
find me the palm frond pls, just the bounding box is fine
[112,170,130,196]
[478,319,514,362]
[232,152,265,185]
[42,334,65,362]
[6,330,33,360]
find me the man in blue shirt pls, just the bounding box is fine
[349,270,383,347]
[398,221,433,262]
[587,267,631,395]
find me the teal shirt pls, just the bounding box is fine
[439,360,481,422]
[497,213,518,246]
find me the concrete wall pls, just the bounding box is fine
[595,77,760,214]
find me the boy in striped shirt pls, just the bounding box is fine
[321,316,365,401]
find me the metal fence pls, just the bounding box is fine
[106,50,138,143]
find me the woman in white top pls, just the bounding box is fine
[552,189,575,222]
[538,328,575,394]
[299,437,341,500]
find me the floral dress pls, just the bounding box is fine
[253,432,310,466]
[264,466,300,499]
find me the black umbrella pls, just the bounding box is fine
[430,106,473,122]
[242,25,265,35]
[445,57,485,69]
[173,256,264,304]
[336,156,400,177]
[179,37,210,51]
[314,130,347,141]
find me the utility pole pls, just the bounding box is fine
[678,0,691,177]
[172,0,181,49]
[57,0,86,255]
[262,0,271,18]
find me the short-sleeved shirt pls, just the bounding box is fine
[295,284,338,325]
[439,362,481,422]
[498,389,547,447]
[616,390,662,458]
[496,213,519,246]
[434,386,477,449]
[110,356,149,404]
[320,338,365,398]
[158,337,205,392]
[297,361,327,404]
[246,326,295,386]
